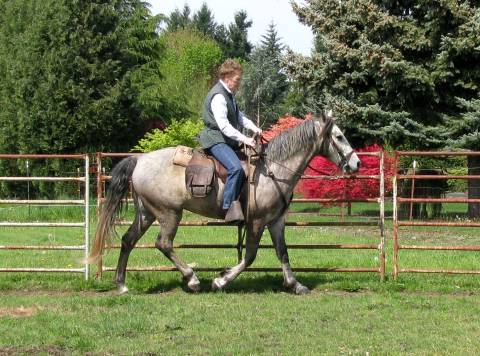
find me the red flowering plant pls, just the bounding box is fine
[262,115,394,205]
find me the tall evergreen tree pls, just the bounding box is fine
[261,22,284,62]
[225,10,253,60]
[239,23,288,127]
[192,3,217,37]
[0,0,164,154]
[213,23,230,55]
[166,4,191,32]
[285,0,479,149]
[446,97,480,216]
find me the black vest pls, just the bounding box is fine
[199,82,241,149]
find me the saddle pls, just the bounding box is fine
[173,145,248,198]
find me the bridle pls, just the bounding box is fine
[318,117,355,173]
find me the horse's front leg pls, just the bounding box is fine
[268,214,310,295]
[212,220,264,291]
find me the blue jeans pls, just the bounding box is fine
[208,143,245,210]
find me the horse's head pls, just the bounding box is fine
[314,112,361,174]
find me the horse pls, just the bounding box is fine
[88,114,361,295]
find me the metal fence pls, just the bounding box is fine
[4,150,480,281]
[0,154,90,279]
[393,151,480,278]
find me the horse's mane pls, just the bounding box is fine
[266,119,318,162]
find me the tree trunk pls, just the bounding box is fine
[257,101,260,127]
[467,156,480,218]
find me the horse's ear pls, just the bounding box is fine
[325,109,333,119]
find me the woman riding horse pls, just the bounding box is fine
[88,93,360,295]
[199,59,262,223]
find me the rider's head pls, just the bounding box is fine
[218,59,243,93]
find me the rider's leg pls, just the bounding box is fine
[208,143,245,210]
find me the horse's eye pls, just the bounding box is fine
[336,135,343,141]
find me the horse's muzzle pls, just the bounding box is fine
[343,155,361,174]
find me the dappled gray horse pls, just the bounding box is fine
[88,115,360,294]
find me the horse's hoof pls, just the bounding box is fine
[187,279,201,293]
[211,278,224,292]
[294,283,310,295]
[117,284,129,295]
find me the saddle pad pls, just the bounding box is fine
[172,145,193,167]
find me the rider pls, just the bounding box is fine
[199,59,262,223]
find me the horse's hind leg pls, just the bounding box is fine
[115,197,155,294]
[268,214,309,295]
[155,209,201,292]
[211,220,264,291]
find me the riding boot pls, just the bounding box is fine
[224,200,244,223]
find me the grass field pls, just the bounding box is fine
[1,202,480,354]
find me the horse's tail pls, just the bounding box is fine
[87,156,138,270]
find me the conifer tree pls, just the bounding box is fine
[166,4,192,32]
[285,0,479,149]
[0,0,165,196]
[224,10,253,60]
[261,22,284,62]
[192,3,217,37]
[239,23,288,127]
[213,24,230,55]
[446,97,480,216]
[0,0,164,154]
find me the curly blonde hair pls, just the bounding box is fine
[218,59,243,79]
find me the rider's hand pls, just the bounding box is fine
[243,136,256,148]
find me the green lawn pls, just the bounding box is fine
[1,202,480,354]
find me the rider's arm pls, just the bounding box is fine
[239,112,262,134]
[211,94,249,143]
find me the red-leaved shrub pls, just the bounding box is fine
[262,115,308,141]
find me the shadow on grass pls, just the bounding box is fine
[141,272,383,295]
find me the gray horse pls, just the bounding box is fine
[88,115,360,295]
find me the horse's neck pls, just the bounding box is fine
[269,145,317,187]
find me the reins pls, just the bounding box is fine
[238,118,354,261]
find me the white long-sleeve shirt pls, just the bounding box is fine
[211,80,261,144]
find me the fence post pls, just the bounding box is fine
[84,154,90,280]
